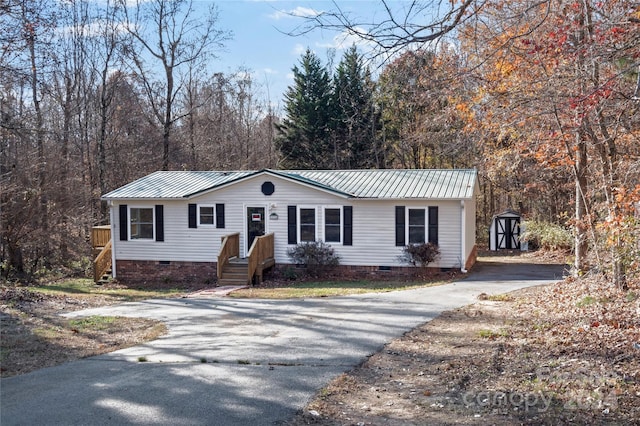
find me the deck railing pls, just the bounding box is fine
[93,240,112,282]
[247,233,275,283]
[217,233,240,280]
[91,225,111,252]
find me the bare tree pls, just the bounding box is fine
[291,0,480,57]
[121,0,230,170]
[91,0,126,220]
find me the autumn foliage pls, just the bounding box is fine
[458,0,640,286]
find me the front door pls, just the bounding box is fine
[246,206,266,253]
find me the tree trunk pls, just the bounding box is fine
[98,68,110,220]
[26,22,47,233]
[574,135,588,275]
[162,64,173,171]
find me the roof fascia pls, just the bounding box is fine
[183,170,264,198]
[185,169,353,200]
[264,169,353,198]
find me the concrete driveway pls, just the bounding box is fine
[0,260,565,425]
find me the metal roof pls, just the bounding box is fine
[102,169,477,200]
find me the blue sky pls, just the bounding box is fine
[210,1,388,109]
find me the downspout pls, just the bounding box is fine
[109,201,116,279]
[460,200,467,273]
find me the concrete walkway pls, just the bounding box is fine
[0,260,565,425]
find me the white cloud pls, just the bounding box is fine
[56,18,131,38]
[291,43,307,56]
[316,27,375,50]
[263,68,278,75]
[268,6,322,20]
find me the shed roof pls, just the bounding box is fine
[102,169,477,200]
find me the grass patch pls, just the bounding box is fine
[30,279,185,301]
[485,293,514,302]
[137,356,148,362]
[576,295,597,307]
[228,278,450,299]
[67,316,117,331]
[478,328,509,339]
[33,326,62,339]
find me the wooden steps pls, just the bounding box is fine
[218,258,250,286]
[96,268,112,285]
[217,257,276,286]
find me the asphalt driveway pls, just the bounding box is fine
[0,260,565,425]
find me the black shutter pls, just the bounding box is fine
[188,204,197,228]
[343,206,353,246]
[119,205,128,241]
[428,206,439,245]
[216,204,225,228]
[287,205,297,244]
[395,206,405,246]
[155,205,164,242]
[396,206,405,247]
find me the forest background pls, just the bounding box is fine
[1,0,639,288]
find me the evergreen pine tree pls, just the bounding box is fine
[276,49,334,169]
[332,46,380,168]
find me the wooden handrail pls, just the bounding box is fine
[247,233,274,284]
[217,233,240,280]
[93,240,112,282]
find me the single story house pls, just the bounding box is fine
[101,168,479,284]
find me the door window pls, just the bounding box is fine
[247,207,266,249]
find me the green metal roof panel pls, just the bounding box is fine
[102,169,477,200]
[102,171,255,199]
[286,169,477,199]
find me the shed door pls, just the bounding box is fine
[496,217,521,250]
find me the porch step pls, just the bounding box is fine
[217,277,250,286]
[96,269,112,285]
[218,260,249,286]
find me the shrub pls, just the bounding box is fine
[399,242,441,267]
[520,220,573,251]
[286,241,340,277]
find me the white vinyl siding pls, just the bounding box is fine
[112,174,473,269]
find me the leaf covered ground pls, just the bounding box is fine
[291,272,640,425]
[0,285,167,377]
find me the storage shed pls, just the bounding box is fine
[489,209,526,251]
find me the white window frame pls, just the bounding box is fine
[406,207,426,245]
[323,206,343,244]
[129,206,155,241]
[198,204,216,227]
[297,206,317,243]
